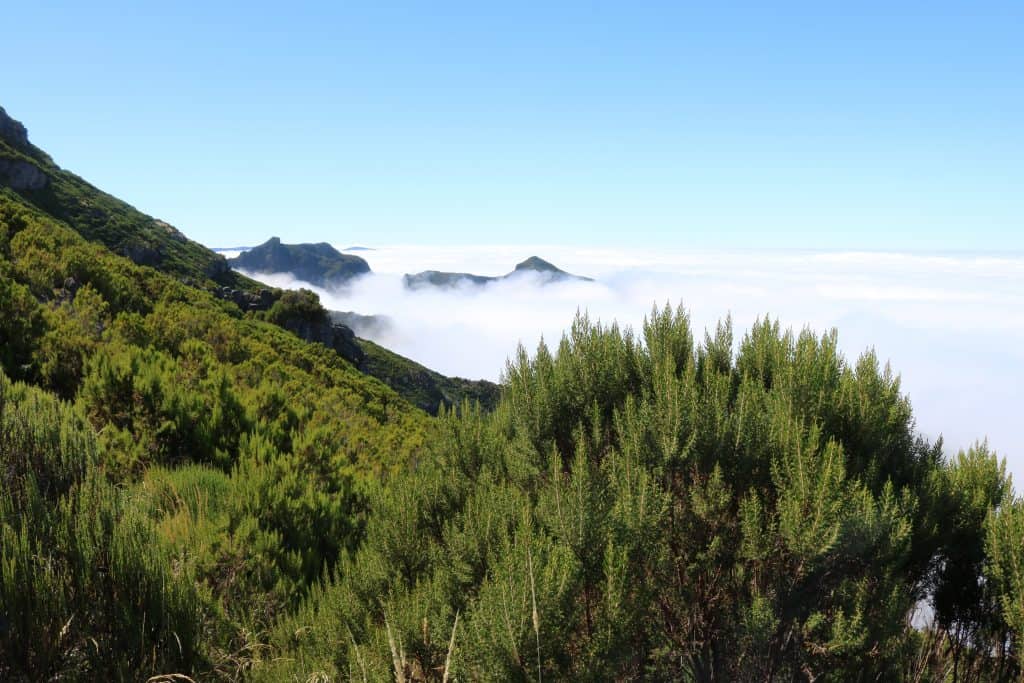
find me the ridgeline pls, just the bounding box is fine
[404,255,593,289]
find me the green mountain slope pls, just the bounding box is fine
[0,105,497,415]
[357,337,501,414]
[0,106,252,290]
[0,106,438,679]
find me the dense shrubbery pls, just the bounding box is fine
[260,308,1024,682]
[0,192,431,679]
[0,371,205,680]
[1,159,1023,679]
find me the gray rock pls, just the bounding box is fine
[204,254,230,279]
[214,285,277,312]
[122,242,163,267]
[0,158,47,191]
[154,219,188,243]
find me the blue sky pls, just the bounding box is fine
[2,1,1021,250]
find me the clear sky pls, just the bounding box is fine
[2,1,1021,250]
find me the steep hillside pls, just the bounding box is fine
[0,106,253,290]
[0,105,495,414]
[358,337,501,414]
[0,106,441,678]
[0,180,438,678]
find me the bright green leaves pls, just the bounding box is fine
[35,284,111,396]
[78,342,249,474]
[986,496,1024,639]
[460,520,579,680]
[0,371,204,679]
[264,306,981,681]
[774,432,848,561]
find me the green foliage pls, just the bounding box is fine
[0,262,43,380]
[3,122,1023,679]
[267,306,1009,681]
[263,288,330,329]
[359,337,502,415]
[0,125,252,289]
[77,341,249,474]
[0,185,433,677]
[0,371,205,681]
[986,495,1024,667]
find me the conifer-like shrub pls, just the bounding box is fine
[264,307,1021,682]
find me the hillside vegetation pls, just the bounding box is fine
[1,106,1023,682]
[257,309,1024,681]
[0,107,251,290]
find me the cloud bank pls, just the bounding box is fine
[239,245,1024,483]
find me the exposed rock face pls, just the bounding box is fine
[281,316,364,365]
[228,237,371,288]
[121,242,163,267]
[329,310,393,338]
[204,254,231,279]
[0,158,47,190]
[155,219,188,243]
[57,276,80,304]
[217,287,276,312]
[0,106,30,150]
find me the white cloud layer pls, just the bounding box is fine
[239,245,1024,484]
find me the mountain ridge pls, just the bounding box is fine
[229,237,371,289]
[404,255,593,289]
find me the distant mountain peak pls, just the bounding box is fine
[404,256,592,290]
[514,256,561,273]
[229,238,371,288]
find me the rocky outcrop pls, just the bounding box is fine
[217,286,276,312]
[204,254,231,279]
[155,219,188,243]
[0,158,47,191]
[120,241,163,267]
[512,256,590,280]
[281,315,364,365]
[0,106,30,150]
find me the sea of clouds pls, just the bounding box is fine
[236,245,1024,484]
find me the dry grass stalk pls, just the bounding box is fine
[145,675,197,683]
[384,611,407,683]
[442,611,460,683]
[346,626,368,683]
